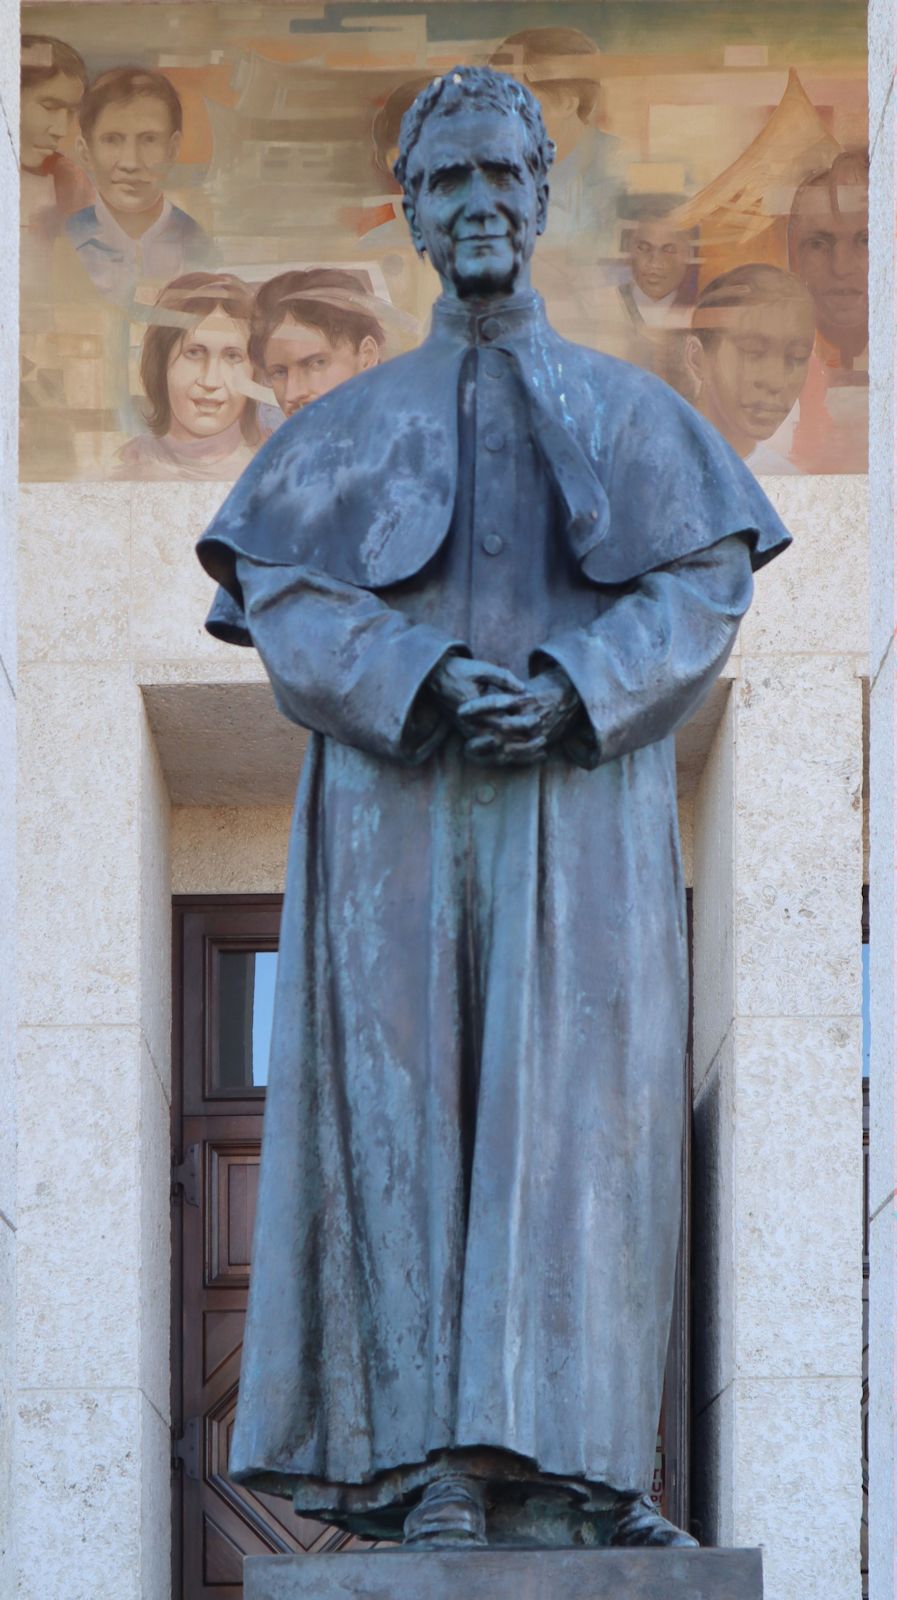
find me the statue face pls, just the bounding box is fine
[403,106,547,298]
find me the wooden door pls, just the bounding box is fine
[171,898,365,1600]
[172,895,691,1596]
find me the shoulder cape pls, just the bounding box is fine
[197,322,791,646]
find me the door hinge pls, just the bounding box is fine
[173,1416,201,1480]
[171,1143,200,1207]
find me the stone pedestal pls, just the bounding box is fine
[245,1547,762,1598]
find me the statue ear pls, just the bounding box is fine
[536,179,550,237]
[402,194,426,259]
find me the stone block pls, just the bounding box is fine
[732,1376,860,1600]
[18,663,142,1026]
[867,1205,895,1600]
[741,477,868,659]
[130,479,238,662]
[16,1025,142,1390]
[19,485,131,665]
[171,804,292,894]
[0,1218,14,1598]
[139,1040,171,1422]
[139,1391,172,1600]
[0,132,16,693]
[868,0,896,144]
[868,654,895,1215]
[733,1015,862,1379]
[0,675,14,1225]
[245,1547,763,1600]
[16,1388,142,1600]
[733,656,862,1018]
[692,697,735,1086]
[139,711,172,1098]
[142,679,305,806]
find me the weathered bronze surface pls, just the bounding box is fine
[244,1548,764,1598]
[196,66,791,1548]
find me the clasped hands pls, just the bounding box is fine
[429,654,581,766]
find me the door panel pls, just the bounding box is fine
[173,902,362,1600]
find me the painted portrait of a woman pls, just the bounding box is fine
[115,271,266,480]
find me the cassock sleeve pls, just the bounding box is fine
[531,533,754,770]
[234,556,467,765]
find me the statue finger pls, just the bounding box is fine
[457,692,530,723]
[469,663,528,693]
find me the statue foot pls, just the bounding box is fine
[607,1492,698,1548]
[402,1473,487,1549]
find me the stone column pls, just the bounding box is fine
[0,16,17,1598]
[867,4,896,1596]
[16,486,172,1600]
[692,477,866,1599]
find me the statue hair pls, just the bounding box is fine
[394,65,555,190]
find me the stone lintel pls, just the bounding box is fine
[245,1547,762,1598]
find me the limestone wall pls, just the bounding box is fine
[12,467,868,1600]
[866,5,895,1597]
[0,5,17,1594]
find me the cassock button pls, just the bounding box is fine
[476,784,496,805]
[484,429,505,452]
[480,317,502,342]
[482,534,504,555]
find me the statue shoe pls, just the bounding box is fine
[607,1492,699,1548]
[403,1473,488,1549]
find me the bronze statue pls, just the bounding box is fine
[197,67,790,1551]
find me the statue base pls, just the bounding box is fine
[244,1547,762,1598]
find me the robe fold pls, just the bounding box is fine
[196,290,790,1532]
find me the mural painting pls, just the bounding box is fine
[20,3,868,483]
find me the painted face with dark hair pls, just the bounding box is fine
[403,108,547,299]
[21,72,84,167]
[78,94,181,216]
[686,296,815,456]
[630,219,690,301]
[166,311,251,440]
[791,186,868,347]
[263,317,379,417]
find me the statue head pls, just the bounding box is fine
[395,66,554,300]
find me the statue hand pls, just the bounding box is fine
[459,669,581,766]
[429,655,528,734]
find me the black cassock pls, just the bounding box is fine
[197,291,789,1532]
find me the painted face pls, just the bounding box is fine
[20,73,83,168]
[263,318,379,416]
[630,219,690,302]
[693,298,815,453]
[165,311,251,441]
[404,107,546,299]
[791,188,868,343]
[80,94,180,215]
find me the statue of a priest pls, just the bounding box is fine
[197,66,790,1551]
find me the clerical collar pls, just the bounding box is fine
[429,288,546,347]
